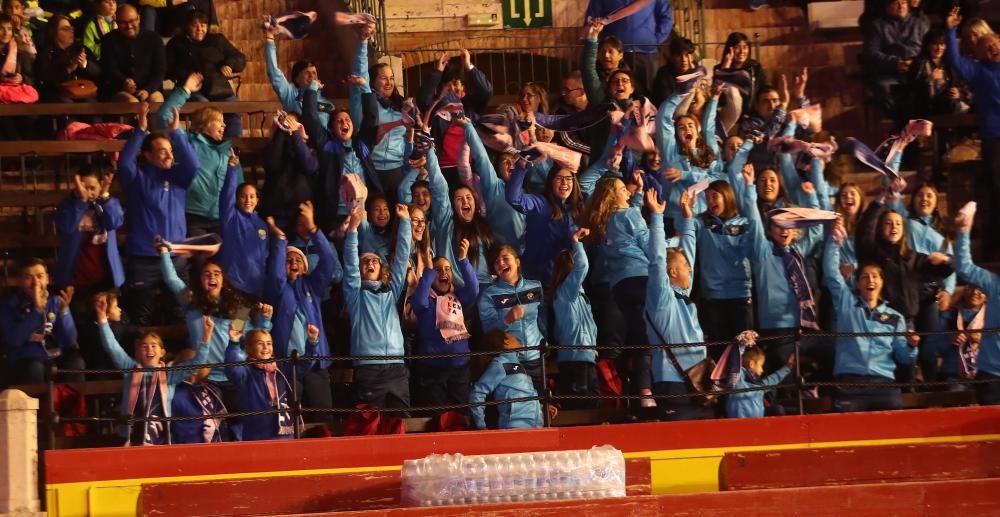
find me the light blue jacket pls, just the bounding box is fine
[343,219,411,365]
[603,206,650,287]
[470,352,543,429]
[352,41,405,171]
[656,95,725,221]
[465,124,526,252]
[740,175,822,330]
[692,212,752,300]
[427,148,492,287]
[161,252,271,383]
[955,231,1000,377]
[824,237,916,379]
[726,365,790,418]
[156,88,242,221]
[645,215,706,384]
[264,40,331,126]
[479,277,545,363]
[98,322,207,438]
[554,242,598,363]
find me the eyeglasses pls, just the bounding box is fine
[411,218,427,225]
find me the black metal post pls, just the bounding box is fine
[540,344,551,428]
[289,351,302,438]
[794,328,804,416]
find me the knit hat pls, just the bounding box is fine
[287,246,309,273]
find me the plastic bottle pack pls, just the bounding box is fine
[400,445,627,507]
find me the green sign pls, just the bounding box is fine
[502,0,553,28]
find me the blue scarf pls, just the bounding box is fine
[774,245,819,330]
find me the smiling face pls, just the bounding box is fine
[373,65,395,97]
[967,287,987,310]
[134,336,165,367]
[286,251,306,281]
[203,114,225,142]
[598,41,623,72]
[493,248,520,285]
[77,175,102,202]
[200,263,224,298]
[667,251,692,290]
[246,332,274,361]
[187,18,207,42]
[116,4,140,38]
[612,178,630,208]
[550,170,575,202]
[675,115,699,149]
[410,207,426,241]
[644,150,661,171]
[3,0,23,24]
[731,40,750,66]
[519,85,541,112]
[21,264,47,297]
[857,265,884,304]
[560,77,587,111]
[880,212,905,244]
[452,187,476,223]
[293,64,318,89]
[768,222,798,248]
[411,185,430,214]
[360,254,382,282]
[237,184,258,214]
[143,136,174,170]
[498,154,516,182]
[837,185,862,217]
[912,186,937,217]
[707,189,726,217]
[928,39,946,61]
[0,20,13,45]
[369,198,390,228]
[756,169,780,203]
[670,51,694,72]
[977,34,1000,63]
[607,72,634,101]
[432,257,453,292]
[722,136,744,162]
[331,111,353,141]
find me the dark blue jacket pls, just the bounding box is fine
[118,129,200,257]
[505,162,577,284]
[218,164,269,296]
[264,231,336,369]
[224,341,295,441]
[584,0,674,53]
[53,195,125,289]
[411,257,479,369]
[170,381,226,444]
[946,28,1000,139]
[862,14,928,78]
[1,293,77,364]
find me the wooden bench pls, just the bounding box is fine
[139,457,651,516]
[719,440,1000,490]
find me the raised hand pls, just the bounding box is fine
[710,80,727,99]
[460,48,472,69]
[741,163,755,185]
[662,167,682,184]
[436,52,449,72]
[645,187,666,214]
[631,170,644,192]
[137,101,150,132]
[228,321,243,343]
[396,203,410,220]
[572,227,590,243]
[57,287,74,313]
[263,15,278,39]
[201,315,215,344]
[831,217,847,247]
[100,171,114,197]
[946,7,961,29]
[94,293,109,324]
[266,216,287,239]
[792,67,808,98]
[679,189,694,220]
[778,74,790,107]
[184,72,204,93]
[256,302,274,319]
[306,324,320,342]
[927,251,952,266]
[299,201,315,230]
[73,174,87,200]
[228,148,239,167]
[344,74,365,86]
[167,106,182,133]
[457,238,470,261]
[721,47,733,69]
[348,206,366,231]
[585,18,604,40]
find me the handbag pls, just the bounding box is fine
[645,311,720,406]
[59,79,97,100]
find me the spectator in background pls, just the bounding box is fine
[263,17,334,128]
[166,9,246,138]
[716,32,768,137]
[651,36,705,113]
[83,0,116,61]
[862,0,929,119]
[584,0,673,94]
[99,3,165,102]
[554,70,597,170]
[0,13,37,110]
[959,18,993,58]
[2,0,35,58]
[35,15,102,103]
[580,21,627,105]
[946,8,1000,260]
[907,28,970,118]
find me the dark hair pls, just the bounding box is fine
[183,9,209,28]
[19,257,46,272]
[187,259,246,318]
[604,69,636,100]
[702,180,738,221]
[365,193,391,229]
[0,13,13,26]
[291,60,316,82]
[921,28,947,56]
[76,164,104,181]
[140,133,171,161]
[563,69,583,82]
[669,36,696,57]
[44,14,73,44]
[724,32,751,51]
[598,35,624,53]
[411,180,430,195]
[237,182,257,194]
[452,185,495,270]
[370,62,404,110]
[908,182,947,236]
[544,167,583,222]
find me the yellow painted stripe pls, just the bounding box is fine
[46,433,1000,517]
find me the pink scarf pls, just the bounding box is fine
[253,360,295,436]
[126,365,169,446]
[430,290,470,343]
[2,38,17,77]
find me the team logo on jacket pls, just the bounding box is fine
[727,225,746,236]
[491,287,543,309]
[258,229,267,240]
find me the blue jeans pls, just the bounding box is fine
[832,374,903,413]
[189,92,242,138]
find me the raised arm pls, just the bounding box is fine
[168,129,201,189]
[155,86,188,131]
[224,339,249,385]
[823,227,851,308]
[455,256,480,306]
[349,40,373,129]
[702,95,721,156]
[389,212,413,300]
[306,228,337,295]
[725,139,755,203]
[264,234,288,302]
[97,321,138,370]
[342,219,363,310]
[302,85,330,150]
[656,94,685,165]
[945,26,981,84]
[218,163,240,227]
[556,241,589,305]
[505,161,547,215]
[580,37,604,104]
[956,230,1000,297]
[117,129,146,187]
[159,249,188,300]
[264,39,297,104]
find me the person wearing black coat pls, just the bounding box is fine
[259,112,319,235]
[165,9,246,137]
[34,15,102,102]
[98,4,165,102]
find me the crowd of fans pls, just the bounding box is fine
[0,0,999,446]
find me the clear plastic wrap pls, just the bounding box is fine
[400,445,626,507]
